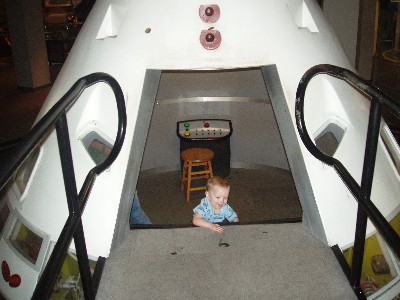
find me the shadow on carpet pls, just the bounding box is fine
[133,167,303,227]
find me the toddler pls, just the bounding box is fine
[192,176,239,233]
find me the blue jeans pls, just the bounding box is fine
[130,192,152,224]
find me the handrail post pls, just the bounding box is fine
[350,98,382,290]
[73,223,95,299]
[55,112,95,300]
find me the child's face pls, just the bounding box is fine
[206,185,230,211]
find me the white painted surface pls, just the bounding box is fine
[33,0,399,253]
[2,4,398,299]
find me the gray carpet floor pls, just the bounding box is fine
[97,223,356,299]
[135,167,303,226]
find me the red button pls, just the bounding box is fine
[204,123,209,128]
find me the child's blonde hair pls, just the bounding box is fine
[206,176,229,191]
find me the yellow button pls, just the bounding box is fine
[184,131,190,137]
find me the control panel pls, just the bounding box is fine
[177,119,232,140]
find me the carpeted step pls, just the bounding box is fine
[97,223,356,299]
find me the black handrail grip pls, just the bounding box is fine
[295,64,400,259]
[19,73,127,299]
[0,72,127,191]
[296,65,400,166]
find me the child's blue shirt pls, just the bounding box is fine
[193,197,238,223]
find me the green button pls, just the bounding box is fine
[184,122,190,127]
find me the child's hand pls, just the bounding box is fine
[192,213,224,233]
[210,223,224,233]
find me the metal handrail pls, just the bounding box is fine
[0,73,126,190]
[0,73,126,299]
[295,64,400,297]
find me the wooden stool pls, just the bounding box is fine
[180,148,214,202]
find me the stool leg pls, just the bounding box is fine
[208,160,214,179]
[187,161,192,202]
[181,160,188,190]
